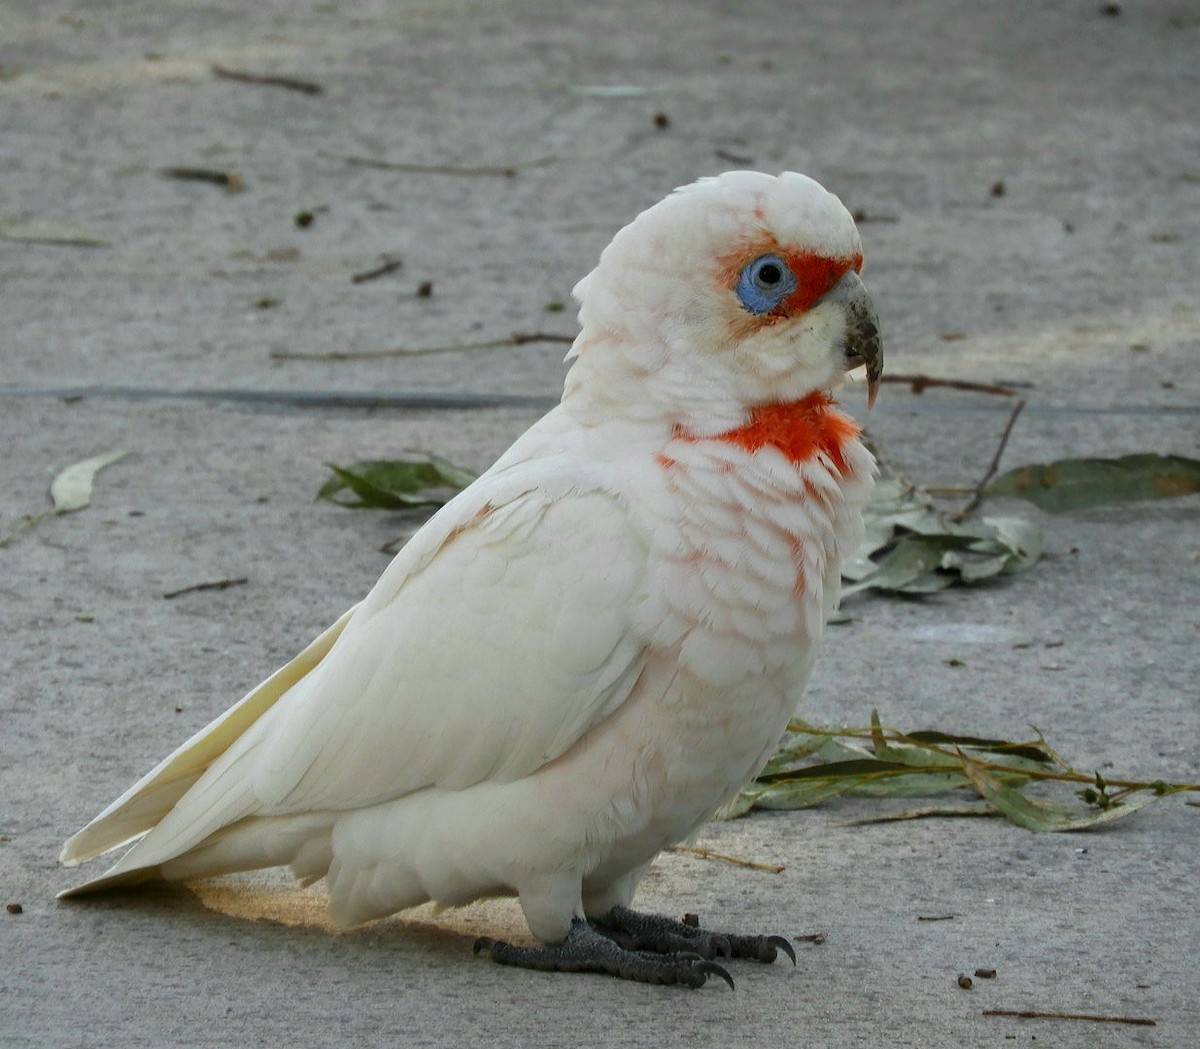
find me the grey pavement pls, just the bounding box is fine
[2,2,1198,1046]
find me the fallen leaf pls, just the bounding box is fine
[49,450,129,513]
[985,454,1200,513]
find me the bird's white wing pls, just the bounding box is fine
[62,422,652,886]
[249,476,649,814]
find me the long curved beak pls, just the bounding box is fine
[822,270,883,409]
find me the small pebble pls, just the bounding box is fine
[957,973,974,989]
[6,903,23,914]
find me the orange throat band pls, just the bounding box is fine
[676,392,860,471]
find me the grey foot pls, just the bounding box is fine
[474,918,735,989]
[593,906,798,965]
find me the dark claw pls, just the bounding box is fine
[769,935,797,966]
[696,960,736,991]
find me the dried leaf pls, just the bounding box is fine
[985,453,1200,513]
[49,450,129,513]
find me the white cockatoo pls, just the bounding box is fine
[60,171,882,988]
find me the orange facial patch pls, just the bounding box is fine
[718,233,862,338]
[777,249,862,315]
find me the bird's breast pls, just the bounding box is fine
[631,403,869,692]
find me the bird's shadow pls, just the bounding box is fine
[57,874,535,962]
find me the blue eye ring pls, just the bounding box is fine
[735,253,798,314]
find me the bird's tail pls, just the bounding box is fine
[58,607,356,896]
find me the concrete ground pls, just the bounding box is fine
[2,1,1197,1046]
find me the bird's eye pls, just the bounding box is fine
[735,253,797,314]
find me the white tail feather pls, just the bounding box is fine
[58,607,356,882]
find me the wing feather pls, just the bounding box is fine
[252,484,647,812]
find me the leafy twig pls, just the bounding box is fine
[734,713,1199,830]
[953,398,1026,521]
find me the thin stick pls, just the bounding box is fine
[350,257,403,284]
[160,167,243,193]
[212,64,323,95]
[881,373,1020,396]
[668,845,786,874]
[983,1009,1156,1027]
[163,578,249,600]
[952,398,1026,521]
[270,331,575,362]
[320,150,556,177]
[0,512,51,549]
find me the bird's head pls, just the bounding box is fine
[565,171,882,433]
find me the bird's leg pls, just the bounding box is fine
[591,906,797,965]
[474,918,735,989]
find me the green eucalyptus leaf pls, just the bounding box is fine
[985,453,1200,513]
[748,776,866,810]
[846,771,971,797]
[756,757,914,784]
[983,516,1043,569]
[905,730,1054,765]
[843,803,998,825]
[959,751,1163,831]
[319,456,477,509]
